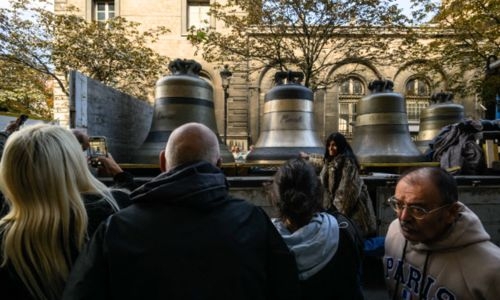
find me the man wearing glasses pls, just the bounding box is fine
[383,167,500,300]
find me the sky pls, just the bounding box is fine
[398,0,413,16]
[0,1,9,9]
[0,0,54,10]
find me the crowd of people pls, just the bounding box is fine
[0,121,499,300]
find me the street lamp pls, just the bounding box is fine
[220,65,232,144]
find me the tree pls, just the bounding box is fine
[0,0,170,101]
[404,0,500,118]
[0,58,53,118]
[188,0,409,89]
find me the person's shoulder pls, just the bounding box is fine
[110,189,132,208]
[464,240,500,261]
[225,196,260,210]
[384,219,401,242]
[224,196,271,219]
[339,155,357,166]
[81,193,117,218]
[454,241,500,295]
[329,211,364,255]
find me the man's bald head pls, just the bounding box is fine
[161,123,221,172]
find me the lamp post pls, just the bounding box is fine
[220,65,232,144]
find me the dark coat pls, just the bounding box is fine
[429,119,485,174]
[63,161,300,300]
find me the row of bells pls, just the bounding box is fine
[134,59,464,165]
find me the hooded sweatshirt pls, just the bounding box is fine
[272,212,339,280]
[272,212,364,300]
[384,202,500,300]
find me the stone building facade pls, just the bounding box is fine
[54,0,482,151]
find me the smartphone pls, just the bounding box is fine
[88,136,108,167]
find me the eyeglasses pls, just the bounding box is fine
[387,196,451,220]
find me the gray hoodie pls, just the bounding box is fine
[272,212,339,280]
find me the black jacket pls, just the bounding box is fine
[63,161,300,300]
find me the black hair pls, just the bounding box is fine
[272,158,323,230]
[324,132,360,168]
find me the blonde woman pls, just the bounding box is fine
[0,124,127,300]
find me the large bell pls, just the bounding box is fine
[415,92,464,153]
[351,80,426,163]
[134,59,234,164]
[245,71,324,164]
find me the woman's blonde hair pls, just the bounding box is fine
[0,124,118,300]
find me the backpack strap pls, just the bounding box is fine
[328,210,365,262]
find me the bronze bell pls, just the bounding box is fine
[351,80,426,163]
[245,71,324,164]
[416,92,464,153]
[133,59,234,164]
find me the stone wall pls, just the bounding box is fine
[70,71,153,163]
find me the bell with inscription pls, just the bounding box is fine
[134,59,234,164]
[351,80,426,163]
[245,71,324,164]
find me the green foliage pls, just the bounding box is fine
[187,0,409,89]
[403,0,500,103]
[0,0,170,103]
[0,58,53,118]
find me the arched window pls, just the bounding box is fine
[338,76,365,138]
[405,77,431,135]
[406,77,430,96]
[340,77,365,95]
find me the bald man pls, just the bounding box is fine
[63,123,300,300]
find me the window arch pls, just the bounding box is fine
[405,77,430,96]
[340,76,365,95]
[405,76,431,133]
[338,76,366,138]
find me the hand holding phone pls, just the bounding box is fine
[88,136,108,167]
